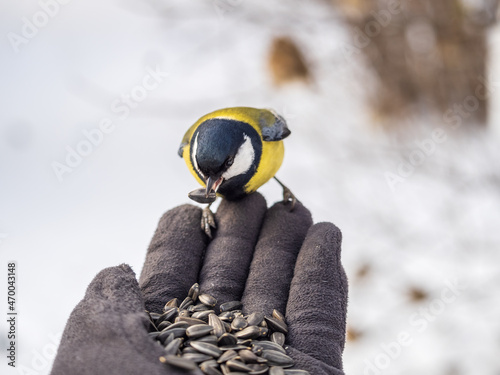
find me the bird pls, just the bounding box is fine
[178,106,296,237]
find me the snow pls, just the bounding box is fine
[1,1,499,374]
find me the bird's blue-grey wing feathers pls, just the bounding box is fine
[259,111,291,142]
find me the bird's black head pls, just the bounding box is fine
[194,120,242,176]
[190,118,262,200]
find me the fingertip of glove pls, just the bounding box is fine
[216,192,267,227]
[93,264,136,283]
[218,192,267,211]
[158,204,202,227]
[308,222,342,247]
[87,264,139,299]
[268,200,312,224]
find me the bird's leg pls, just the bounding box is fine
[201,202,217,238]
[274,177,297,211]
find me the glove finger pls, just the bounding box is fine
[53,265,201,375]
[199,193,267,304]
[241,201,312,315]
[139,204,207,313]
[286,347,345,375]
[285,223,348,370]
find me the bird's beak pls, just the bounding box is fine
[205,176,224,198]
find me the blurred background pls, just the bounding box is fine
[1,0,500,374]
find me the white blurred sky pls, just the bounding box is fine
[1,1,500,375]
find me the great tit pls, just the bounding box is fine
[178,106,296,237]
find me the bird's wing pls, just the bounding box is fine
[257,109,291,142]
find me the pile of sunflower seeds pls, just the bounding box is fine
[146,283,309,375]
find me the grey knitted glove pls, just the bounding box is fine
[51,193,348,375]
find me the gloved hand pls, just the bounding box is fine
[51,193,348,375]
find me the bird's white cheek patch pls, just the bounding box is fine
[191,133,204,178]
[222,134,255,180]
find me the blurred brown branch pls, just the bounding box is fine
[330,0,500,126]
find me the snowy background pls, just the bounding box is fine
[1,1,500,374]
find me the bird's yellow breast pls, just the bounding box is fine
[244,138,284,194]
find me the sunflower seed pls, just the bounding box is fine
[217,333,237,346]
[236,339,253,347]
[272,310,285,322]
[188,283,200,301]
[217,349,238,363]
[201,361,223,375]
[156,308,177,325]
[270,366,285,375]
[164,298,178,309]
[226,359,254,372]
[248,363,269,374]
[238,349,260,363]
[220,363,230,375]
[223,322,232,332]
[259,327,269,337]
[234,326,261,339]
[188,335,218,345]
[219,311,235,321]
[219,301,242,312]
[164,337,183,355]
[284,370,310,375]
[271,332,286,346]
[246,312,264,326]
[264,317,288,334]
[159,355,197,371]
[199,294,217,308]
[219,345,249,351]
[157,320,172,331]
[179,296,194,310]
[182,352,214,363]
[163,321,190,331]
[186,324,214,338]
[162,332,175,346]
[177,316,207,326]
[182,346,199,354]
[192,303,210,312]
[231,316,248,331]
[201,359,218,368]
[148,331,160,339]
[209,313,226,337]
[149,312,162,320]
[252,341,286,354]
[193,310,215,321]
[261,350,294,368]
[158,327,187,342]
[190,341,222,358]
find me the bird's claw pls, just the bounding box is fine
[201,206,217,238]
[282,186,297,211]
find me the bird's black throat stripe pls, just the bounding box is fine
[190,118,262,201]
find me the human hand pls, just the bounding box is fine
[51,193,348,375]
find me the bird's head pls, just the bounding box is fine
[190,118,260,200]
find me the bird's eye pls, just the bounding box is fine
[226,157,234,167]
